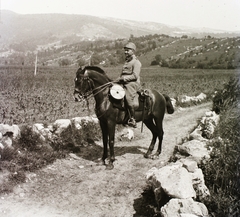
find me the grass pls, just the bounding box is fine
[0,65,239,196]
[0,66,238,125]
[199,78,240,217]
[0,119,101,194]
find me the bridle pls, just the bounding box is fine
[74,69,113,101]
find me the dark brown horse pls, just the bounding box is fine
[74,66,174,169]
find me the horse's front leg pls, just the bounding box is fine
[100,121,108,165]
[106,121,116,170]
[143,119,158,159]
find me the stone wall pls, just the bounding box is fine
[0,116,99,150]
[146,111,219,217]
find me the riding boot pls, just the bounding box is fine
[128,107,137,128]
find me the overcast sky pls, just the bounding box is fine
[1,0,240,32]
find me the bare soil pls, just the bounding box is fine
[0,103,211,217]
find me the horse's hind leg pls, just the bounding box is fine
[154,117,164,157]
[143,118,158,158]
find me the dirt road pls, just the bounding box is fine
[0,103,211,217]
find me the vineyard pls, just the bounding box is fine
[0,65,239,216]
[0,66,238,125]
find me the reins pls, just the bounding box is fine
[83,81,113,100]
[75,68,116,115]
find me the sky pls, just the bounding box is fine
[1,0,240,32]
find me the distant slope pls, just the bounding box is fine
[0,10,239,50]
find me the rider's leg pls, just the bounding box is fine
[125,93,137,128]
[127,106,137,128]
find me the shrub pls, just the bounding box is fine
[0,119,102,194]
[200,78,240,217]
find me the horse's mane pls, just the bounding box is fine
[83,66,112,82]
[84,66,106,74]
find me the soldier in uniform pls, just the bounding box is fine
[116,42,142,128]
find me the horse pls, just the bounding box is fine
[74,66,174,170]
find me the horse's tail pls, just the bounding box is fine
[163,94,174,114]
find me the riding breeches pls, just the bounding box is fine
[124,82,141,107]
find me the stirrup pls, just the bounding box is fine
[128,118,137,128]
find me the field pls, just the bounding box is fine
[0,65,238,125]
[0,65,239,216]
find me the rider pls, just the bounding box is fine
[116,42,142,128]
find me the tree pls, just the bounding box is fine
[78,58,86,67]
[91,53,103,65]
[155,54,162,62]
[59,58,71,67]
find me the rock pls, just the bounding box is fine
[189,125,208,142]
[69,153,81,160]
[1,135,13,148]
[201,111,219,139]
[72,116,98,129]
[179,158,198,173]
[52,119,71,134]
[196,93,207,101]
[180,214,200,217]
[171,98,177,108]
[0,124,21,139]
[119,128,134,141]
[191,169,210,201]
[175,140,210,162]
[0,142,4,149]
[194,183,210,201]
[32,123,53,141]
[161,198,209,217]
[147,163,196,200]
[179,93,207,104]
[32,123,46,141]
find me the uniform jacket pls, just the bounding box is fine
[120,55,142,102]
[120,55,141,84]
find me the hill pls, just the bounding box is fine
[1,34,239,70]
[0,11,239,69]
[0,10,239,50]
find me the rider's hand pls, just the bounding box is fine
[116,77,125,83]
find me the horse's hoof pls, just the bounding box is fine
[96,158,105,166]
[144,153,149,158]
[151,155,159,160]
[105,164,114,170]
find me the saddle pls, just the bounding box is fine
[109,84,152,114]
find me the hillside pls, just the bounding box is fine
[0,10,239,50]
[0,10,239,69]
[1,33,239,69]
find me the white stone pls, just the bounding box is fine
[180,214,199,217]
[0,142,4,149]
[179,159,198,173]
[161,198,209,217]
[120,128,134,141]
[176,140,210,160]
[0,124,21,139]
[189,125,208,142]
[147,163,196,199]
[191,169,210,200]
[72,116,99,130]
[1,136,12,148]
[52,119,71,134]
[32,123,46,141]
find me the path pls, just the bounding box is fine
[0,103,212,217]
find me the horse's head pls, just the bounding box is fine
[74,66,94,102]
[74,66,112,102]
